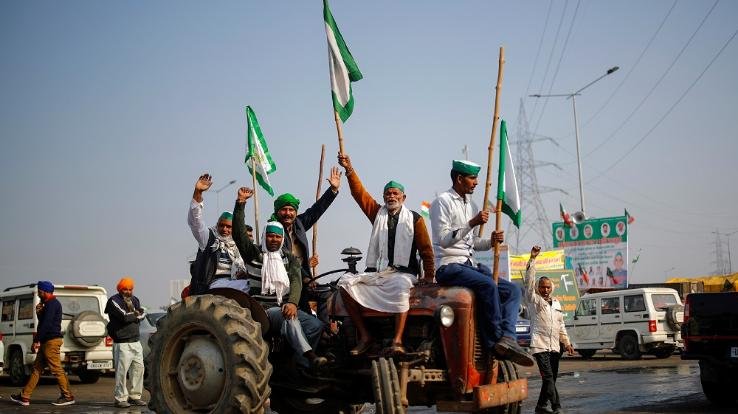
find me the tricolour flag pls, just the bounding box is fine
[324,0,363,122]
[625,209,635,224]
[497,120,521,227]
[245,106,276,196]
[560,203,574,228]
[420,201,431,218]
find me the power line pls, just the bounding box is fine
[532,0,582,139]
[590,25,738,179]
[581,0,679,143]
[583,0,719,159]
[528,0,569,127]
[525,0,554,97]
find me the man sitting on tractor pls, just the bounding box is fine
[232,187,327,369]
[430,160,534,367]
[337,153,435,356]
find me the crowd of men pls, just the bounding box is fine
[8,154,572,414]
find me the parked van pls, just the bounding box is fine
[566,288,683,359]
[0,283,113,385]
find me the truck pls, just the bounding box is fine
[681,291,738,406]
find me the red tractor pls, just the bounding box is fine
[145,248,527,413]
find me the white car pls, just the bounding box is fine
[566,287,683,359]
[0,283,114,384]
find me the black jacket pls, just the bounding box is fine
[189,230,218,295]
[281,188,338,278]
[105,293,143,343]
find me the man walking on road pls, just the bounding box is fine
[10,281,75,406]
[523,246,574,414]
[105,277,147,408]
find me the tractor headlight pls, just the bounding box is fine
[438,305,455,327]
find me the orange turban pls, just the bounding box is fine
[117,277,135,292]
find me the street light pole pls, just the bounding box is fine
[726,230,738,274]
[530,65,619,218]
[215,179,237,213]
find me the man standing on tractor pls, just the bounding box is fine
[232,187,327,369]
[429,160,534,367]
[336,153,435,356]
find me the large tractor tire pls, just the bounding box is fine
[498,360,521,414]
[145,294,272,413]
[372,357,405,414]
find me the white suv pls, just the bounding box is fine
[566,288,683,359]
[0,283,114,384]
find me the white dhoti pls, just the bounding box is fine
[338,269,416,313]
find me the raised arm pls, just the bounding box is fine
[188,174,213,250]
[298,166,341,230]
[232,187,261,262]
[338,153,381,221]
[523,245,542,306]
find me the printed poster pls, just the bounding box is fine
[552,216,629,290]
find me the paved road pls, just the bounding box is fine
[0,354,734,413]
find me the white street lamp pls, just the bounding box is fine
[530,66,619,219]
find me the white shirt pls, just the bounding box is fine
[523,259,571,353]
[188,199,209,251]
[429,188,492,268]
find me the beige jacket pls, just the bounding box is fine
[524,259,571,354]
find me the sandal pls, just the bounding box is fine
[350,339,373,356]
[390,342,406,355]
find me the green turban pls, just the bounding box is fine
[274,193,300,212]
[452,160,481,176]
[265,221,284,236]
[219,211,233,221]
[383,180,405,193]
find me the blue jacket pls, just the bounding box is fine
[105,293,144,343]
[37,296,63,343]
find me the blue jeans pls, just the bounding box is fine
[435,262,521,349]
[266,307,324,367]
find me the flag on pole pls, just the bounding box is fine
[625,209,635,224]
[245,106,276,196]
[420,201,431,218]
[324,0,363,122]
[497,120,521,227]
[560,203,574,227]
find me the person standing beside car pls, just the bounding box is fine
[10,281,75,406]
[105,277,147,408]
[523,246,574,414]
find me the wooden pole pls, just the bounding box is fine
[251,157,260,242]
[492,199,503,283]
[312,145,326,277]
[478,46,505,238]
[334,111,346,155]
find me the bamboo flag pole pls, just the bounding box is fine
[251,157,261,242]
[312,145,326,277]
[478,46,505,238]
[492,199,504,282]
[334,111,346,155]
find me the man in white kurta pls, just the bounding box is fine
[523,246,574,414]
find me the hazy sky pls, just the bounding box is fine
[2,1,737,308]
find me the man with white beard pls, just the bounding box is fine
[337,153,434,356]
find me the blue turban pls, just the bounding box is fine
[37,280,54,293]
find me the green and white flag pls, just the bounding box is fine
[245,106,276,196]
[324,0,363,122]
[497,120,521,227]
